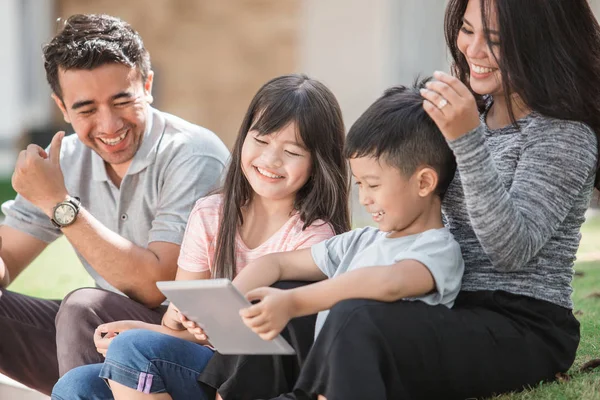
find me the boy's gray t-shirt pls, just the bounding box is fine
[311,227,464,338]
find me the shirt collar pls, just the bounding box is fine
[91,106,165,181]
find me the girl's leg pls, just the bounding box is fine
[51,363,111,400]
[292,291,579,400]
[98,329,215,400]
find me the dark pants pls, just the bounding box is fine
[0,287,166,395]
[198,281,316,400]
[287,291,580,400]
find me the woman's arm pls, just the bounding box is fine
[423,72,598,271]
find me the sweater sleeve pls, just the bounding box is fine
[448,120,597,271]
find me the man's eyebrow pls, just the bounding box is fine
[71,100,94,110]
[111,91,134,101]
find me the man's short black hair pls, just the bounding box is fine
[344,77,457,200]
[43,14,151,98]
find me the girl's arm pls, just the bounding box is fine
[241,260,434,340]
[232,248,328,294]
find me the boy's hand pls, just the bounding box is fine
[94,320,150,357]
[179,313,209,342]
[240,287,295,341]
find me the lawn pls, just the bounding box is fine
[1,176,599,398]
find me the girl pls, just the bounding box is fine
[257,1,600,399]
[51,73,350,400]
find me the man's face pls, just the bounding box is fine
[53,64,154,170]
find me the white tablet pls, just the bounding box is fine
[156,279,295,355]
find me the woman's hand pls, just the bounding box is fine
[420,71,481,141]
[239,287,295,341]
[94,320,152,357]
[179,313,209,342]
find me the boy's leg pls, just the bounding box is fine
[51,363,111,400]
[55,288,167,376]
[98,329,215,399]
[198,281,316,400]
[292,292,579,400]
[0,288,61,395]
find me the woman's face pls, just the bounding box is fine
[456,0,504,97]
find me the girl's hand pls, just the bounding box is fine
[94,320,151,357]
[179,313,209,342]
[420,71,481,141]
[240,287,295,341]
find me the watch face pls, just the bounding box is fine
[54,204,76,225]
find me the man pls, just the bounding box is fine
[0,14,229,395]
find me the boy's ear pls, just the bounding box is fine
[416,167,438,197]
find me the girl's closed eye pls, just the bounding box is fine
[285,150,303,157]
[460,25,473,35]
[253,136,268,145]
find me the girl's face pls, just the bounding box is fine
[241,121,312,204]
[457,0,504,97]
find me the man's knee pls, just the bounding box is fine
[56,288,111,328]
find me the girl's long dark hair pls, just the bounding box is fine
[212,74,350,279]
[445,0,600,190]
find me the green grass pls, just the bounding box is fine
[1,176,599,398]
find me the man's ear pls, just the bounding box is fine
[143,70,154,104]
[416,166,438,197]
[51,93,71,124]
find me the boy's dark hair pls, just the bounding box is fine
[43,14,151,98]
[344,78,457,200]
[213,74,351,280]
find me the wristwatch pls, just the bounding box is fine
[51,196,81,228]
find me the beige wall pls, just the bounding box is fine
[58,0,301,148]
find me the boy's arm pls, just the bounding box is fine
[288,259,434,317]
[232,248,328,295]
[241,260,434,340]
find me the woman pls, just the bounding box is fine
[264,0,600,399]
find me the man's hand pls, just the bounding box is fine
[179,313,209,342]
[0,237,8,287]
[12,131,68,216]
[240,287,296,341]
[94,320,152,357]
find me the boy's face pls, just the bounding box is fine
[350,156,427,238]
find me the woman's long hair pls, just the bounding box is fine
[445,0,600,190]
[212,74,350,279]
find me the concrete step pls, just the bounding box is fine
[0,374,49,399]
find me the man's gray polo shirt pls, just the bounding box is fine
[1,106,229,295]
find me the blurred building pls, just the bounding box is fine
[1,0,599,215]
[0,0,450,174]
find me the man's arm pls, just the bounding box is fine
[232,248,328,295]
[11,131,225,308]
[57,210,179,307]
[0,225,48,287]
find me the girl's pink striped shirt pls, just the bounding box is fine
[178,194,336,273]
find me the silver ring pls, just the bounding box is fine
[438,98,448,109]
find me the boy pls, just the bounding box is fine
[234,79,464,340]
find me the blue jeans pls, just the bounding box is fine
[52,329,214,400]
